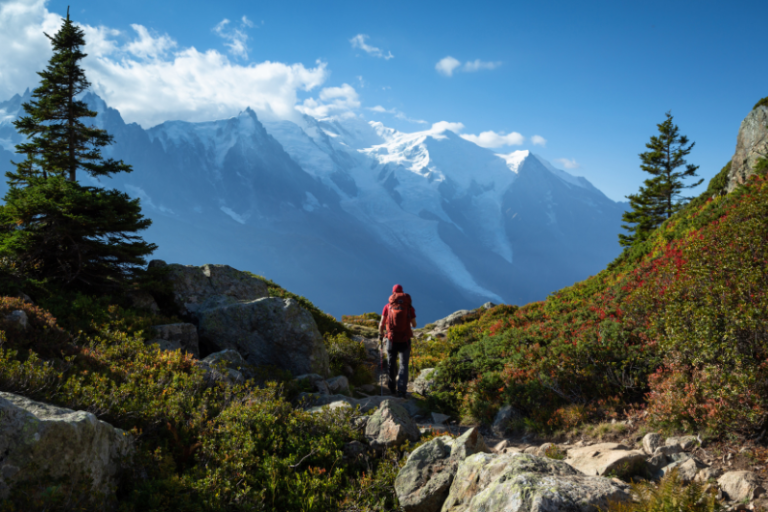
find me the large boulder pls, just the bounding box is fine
[0,392,132,499]
[727,102,768,193]
[442,452,631,512]
[197,349,247,385]
[149,323,200,357]
[434,310,472,329]
[395,428,490,512]
[563,443,647,478]
[717,470,766,502]
[396,435,455,512]
[197,297,330,377]
[165,263,269,316]
[365,399,421,449]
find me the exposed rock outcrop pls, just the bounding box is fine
[441,452,631,512]
[365,399,421,449]
[0,392,132,499]
[727,102,768,192]
[563,442,647,478]
[149,323,199,357]
[412,368,436,396]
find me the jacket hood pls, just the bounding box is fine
[392,284,403,294]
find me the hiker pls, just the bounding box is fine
[378,284,417,398]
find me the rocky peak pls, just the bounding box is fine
[727,99,768,192]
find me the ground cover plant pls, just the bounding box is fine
[424,160,768,438]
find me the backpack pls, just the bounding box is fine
[387,292,412,343]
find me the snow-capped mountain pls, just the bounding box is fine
[0,91,627,321]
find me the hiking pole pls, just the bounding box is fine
[378,333,384,397]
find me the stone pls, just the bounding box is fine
[492,440,509,453]
[450,427,490,461]
[536,442,556,457]
[434,310,472,329]
[491,404,521,437]
[480,302,496,310]
[128,290,160,314]
[412,368,437,396]
[694,466,724,483]
[717,471,766,502]
[326,375,350,395]
[197,297,330,377]
[197,349,247,386]
[296,374,331,394]
[673,457,707,484]
[150,323,199,357]
[523,446,538,454]
[401,399,425,417]
[4,310,27,330]
[727,103,768,192]
[395,436,455,512]
[431,412,450,425]
[307,400,353,414]
[0,392,132,499]
[301,393,404,413]
[665,435,699,451]
[442,452,631,512]
[365,400,421,449]
[642,432,663,455]
[165,263,269,317]
[564,443,647,478]
[653,444,683,457]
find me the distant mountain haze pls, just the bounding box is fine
[0,90,627,322]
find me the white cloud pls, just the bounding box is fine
[297,83,360,118]
[554,158,580,169]
[429,121,465,134]
[531,135,547,147]
[367,105,427,124]
[461,130,524,148]
[213,17,252,59]
[0,1,348,127]
[462,59,501,72]
[436,56,501,76]
[350,34,393,60]
[435,56,461,77]
[124,25,176,59]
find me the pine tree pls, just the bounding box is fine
[619,112,702,248]
[0,9,156,290]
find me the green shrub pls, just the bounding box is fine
[341,312,380,329]
[325,333,374,386]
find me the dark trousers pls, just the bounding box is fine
[387,340,410,394]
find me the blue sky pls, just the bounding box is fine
[1,0,766,201]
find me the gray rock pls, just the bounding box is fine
[401,398,425,417]
[365,400,421,449]
[165,263,269,317]
[491,404,521,437]
[653,444,682,457]
[302,393,406,413]
[296,373,331,395]
[536,442,557,458]
[0,392,132,499]
[450,427,490,461]
[307,401,353,414]
[665,435,699,451]
[717,470,766,502]
[564,443,647,478]
[642,432,663,455]
[434,310,472,329]
[150,323,200,357]
[694,466,723,483]
[128,290,160,314]
[442,452,631,512]
[431,412,450,425]
[327,375,350,395]
[197,349,247,386]
[670,457,707,484]
[198,297,330,377]
[727,104,768,192]
[4,310,27,330]
[395,435,455,512]
[412,368,437,396]
[480,302,496,310]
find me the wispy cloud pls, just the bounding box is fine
[350,34,394,60]
[461,130,523,148]
[213,16,254,59]
[531,135,547,147]
[555,158,580,169]
[436,56,501,77]
[124,25,176,59]
[435,56,461,76]
[298,83,360,118]
[368,105,427,124]
[462,59,502,72]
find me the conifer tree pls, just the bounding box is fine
[0,9,156,290]
[619,112,702,247]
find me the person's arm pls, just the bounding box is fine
[410,306,417,328]
[411,318,417,328]
[379,305,388,336]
